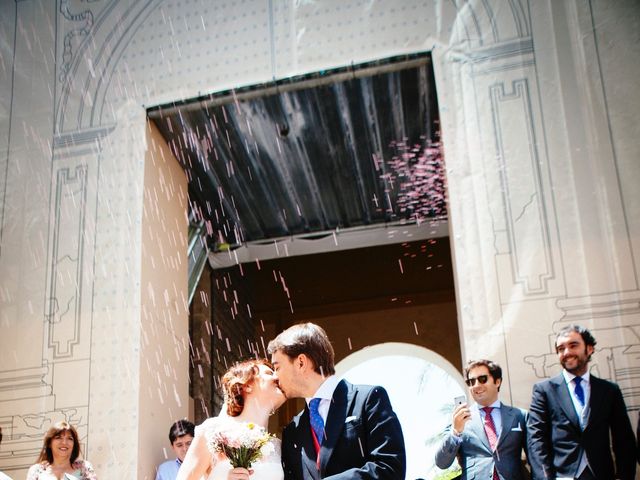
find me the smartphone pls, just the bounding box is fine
[454,395,466,407]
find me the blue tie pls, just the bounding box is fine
[309,398,325,444]
[574,376,585,406]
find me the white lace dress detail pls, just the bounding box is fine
[196,416,284,480]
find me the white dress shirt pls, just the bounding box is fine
[306,375,340,423]
[562,370,591,427]
[561,369,592,478]
[479,399,503,438]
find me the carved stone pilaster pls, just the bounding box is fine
[55,0,161,133]
[522,0,640,409]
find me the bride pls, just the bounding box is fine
[177,359,286,480]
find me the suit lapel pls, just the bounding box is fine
[550,374,581,430]
[584,375,604,429]
[298,408,321,480]
[496,405,516,447]
[319,380,351,475]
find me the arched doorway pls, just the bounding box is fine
[336,342,465,480]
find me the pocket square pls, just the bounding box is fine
[345,415,358,423]
[511,423,523,431]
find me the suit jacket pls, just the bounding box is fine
[435,403,529,480]
[281,380,406,480]
[527,373,636,480]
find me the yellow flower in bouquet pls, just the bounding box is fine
[211,422,272,468]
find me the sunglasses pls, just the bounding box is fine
[465,374,490,387]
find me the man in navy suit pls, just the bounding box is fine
[527,325,636,480]
[435,359,529,479]
[268,322,406,480]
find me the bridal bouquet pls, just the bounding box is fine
[211,422,272,469]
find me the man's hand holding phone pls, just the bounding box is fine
[452,395,471,436]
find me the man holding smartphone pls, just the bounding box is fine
[435,359,529,479]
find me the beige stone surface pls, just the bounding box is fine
[0,0,638,477]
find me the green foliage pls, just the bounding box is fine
[221,442,265,468]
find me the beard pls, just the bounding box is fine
[561,350,590,374]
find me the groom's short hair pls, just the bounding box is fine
[268,322,336,376]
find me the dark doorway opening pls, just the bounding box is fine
[148,55,460,473]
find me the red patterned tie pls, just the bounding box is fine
[482,407,499,480]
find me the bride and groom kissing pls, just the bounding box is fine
[177,322,406,480]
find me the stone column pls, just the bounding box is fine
[0,2,66,475]
[436,0,640,409]
[527,0,640,410]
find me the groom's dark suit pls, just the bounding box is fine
[281,379,405,480]
[527,373,636,480]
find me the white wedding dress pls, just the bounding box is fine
[197,416,284,480]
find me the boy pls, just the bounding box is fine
[156,420,195,480]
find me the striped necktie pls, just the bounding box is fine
[482,407,500,480]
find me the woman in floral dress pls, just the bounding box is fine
[27,421,97,480]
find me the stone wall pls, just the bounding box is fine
[0,1,638,477]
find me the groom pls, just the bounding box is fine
[268,322,406,480]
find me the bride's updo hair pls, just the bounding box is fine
[221,359,271,417]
